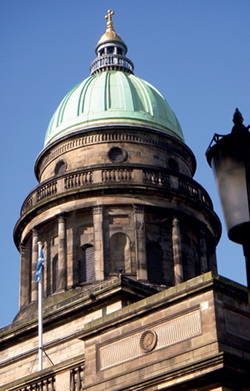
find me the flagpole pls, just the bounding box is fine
[37,241,44,371]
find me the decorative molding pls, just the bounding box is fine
[140,330,157,352]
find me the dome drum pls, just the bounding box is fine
[36,127,195,183]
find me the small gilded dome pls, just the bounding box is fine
[44,71,184,146]
[97,28,124,47]
[96,9,125,48]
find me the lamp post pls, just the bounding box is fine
[206,109,250,306]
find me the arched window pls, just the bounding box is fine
[168,158,179,173]
[52,254,59,292]
[54,159,67,175]
[109,233,131,274]
[146,242,163,284]
[78,244,94,284]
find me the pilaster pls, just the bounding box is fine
[134,205,147,280]
[93,206,104,281]
[19,242,30,308]
[199,226,208,273]
[58,214,67,291]
[172,217,183,284]
[31,228,38,301]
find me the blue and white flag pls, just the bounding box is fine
[35,243,45,282]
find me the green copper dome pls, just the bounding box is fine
[44,10,184,147]
[44,71,184,146]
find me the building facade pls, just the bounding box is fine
[0,10,249,391]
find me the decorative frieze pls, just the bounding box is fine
[98,308,201,370]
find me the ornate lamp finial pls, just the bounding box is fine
[105,9,114,31]
[232,108,250,133]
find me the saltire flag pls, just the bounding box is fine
[35,244,45,282]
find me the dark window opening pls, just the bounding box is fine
[55,160,67,175]
[146,242,163,284]
[78,244,94,283]
[52,254,59,292]
[168,158,179,173]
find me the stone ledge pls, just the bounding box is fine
[79,272,247,339]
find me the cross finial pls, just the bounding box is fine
[105,9,114,31]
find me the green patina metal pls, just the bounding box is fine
[44,71,184,147]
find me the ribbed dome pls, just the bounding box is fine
[44,71,184,146]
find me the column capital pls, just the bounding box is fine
[93,206,103,215]
[172,216,180,226]
[19,242,26,254]
[32,227,39,236]
[57,213,67,223]
[133,205,145,214]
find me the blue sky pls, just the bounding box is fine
[0,0,249,328]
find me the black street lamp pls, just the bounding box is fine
[206,109,250,306]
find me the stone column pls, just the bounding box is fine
[58,214,67,291]
[31,228,39,301]
[93,206,104,281]
[172,217,183,284]
[199,227,208,273]
[134,206,147,280]
[19,242,30,309]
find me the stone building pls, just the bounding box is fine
[0,10,249,391]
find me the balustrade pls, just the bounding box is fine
[178,177,212,207]
[37,181,57,202]
[90,54,134,74]
[15,376,55,391]
[21,195,33,214]
[70,365,84,391]
[102,168,133,182]
[64,171,92,189]
[179,178,199,198]
[143,170,170,187]
[21,167,212,216]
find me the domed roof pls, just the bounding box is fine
[44,10,184,147]
[44,71,184,146]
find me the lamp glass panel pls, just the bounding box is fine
[211,149,249,234]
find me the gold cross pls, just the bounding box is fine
[105,9,114,23]
[105,9,114,30]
